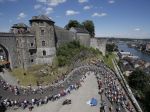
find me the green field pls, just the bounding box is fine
[11,64,68,86]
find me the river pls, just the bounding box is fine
[117,42,150,62]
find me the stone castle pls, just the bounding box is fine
[0,15,106,69]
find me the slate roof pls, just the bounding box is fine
[72,27,89,34]
[30,15,54,23]
[12,23,28,28]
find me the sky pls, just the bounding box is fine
[0,0,150,38]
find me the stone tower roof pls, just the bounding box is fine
[12,23,28,28]
[29,15,54,23]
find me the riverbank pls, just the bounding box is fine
[117,42,150,62]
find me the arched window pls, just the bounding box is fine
[31,59,34,63]
[42,41,46,46]
[30,43,33,47]
[41,30,44,35]
[43,50,46,56]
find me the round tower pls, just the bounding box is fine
[29,15,56,65]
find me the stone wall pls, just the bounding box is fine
[55,26,76,47]
[0,33,17,68]
[15,34,36,69]
[76,33,90,47]
[0,22,107,69]
[90,38,107,56]
[30,21,56,65]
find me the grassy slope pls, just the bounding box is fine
[11,65,69,86]
[11,41,103,86]
[103,52,116,70]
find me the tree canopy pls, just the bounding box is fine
[106,43,118,52]
[128,69,149,90]
[64,20,81,30]
[127,69,150,111]
[82,20,95,38]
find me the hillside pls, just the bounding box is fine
[12,40,103,86]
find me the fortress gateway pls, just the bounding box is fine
[0,15,106,69]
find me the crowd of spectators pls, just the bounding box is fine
[0,61,136,112]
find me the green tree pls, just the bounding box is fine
[128,69,149,90]
[144,89,150,112]
[56,40,102,66]
[82,20,95,38]
[64,20,81,30]
[106,43,117,52]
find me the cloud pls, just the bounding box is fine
[78,0,88,3]
[0,0,17,2]
[66,10,79,16]
[92,12,107,17]
[134,28,141,31]
[37,0,47,2]
[108,0,115,4]
[37,0,67,6]
[45,7,53,15]
[17,12,26,20]
[34,4,42,9]
[8,0,17,1]
[83,5,92,10]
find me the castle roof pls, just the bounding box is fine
[70,27,89,34]
[12,23,28,28]
[30,15,54,23]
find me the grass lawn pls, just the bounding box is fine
[11,68,37,86]
[11,64,68,86]
[103,52,116,70]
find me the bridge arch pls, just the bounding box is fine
[0,44,10,68]
[0,33,18,69]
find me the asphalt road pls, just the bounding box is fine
[0,62,137,112]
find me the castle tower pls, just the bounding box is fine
[29,15,56,65]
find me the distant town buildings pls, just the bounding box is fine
[118,51,150,76]
[146,43,150,52]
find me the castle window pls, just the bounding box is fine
[43,50,46,56]
[30,43,33,47]
[42,41,46,46]
[16,40,19,46]
[31,59,34,63]
[41,30,44,35]
[30,52,33,55]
